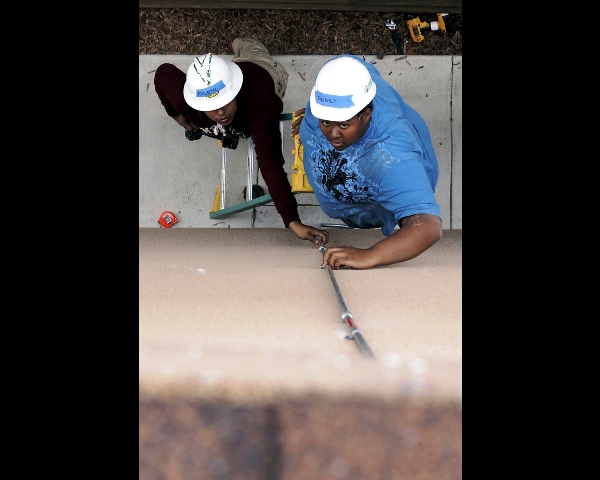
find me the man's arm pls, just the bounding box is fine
[250,105,302,227]
[154,63,209,132]
[322,214,442,269]
[171,113,196,131]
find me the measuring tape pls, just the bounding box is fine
[158,211,178,228]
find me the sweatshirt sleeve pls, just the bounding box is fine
[251,106,300,227]
[153,63,214,128]
[154,63,184,118]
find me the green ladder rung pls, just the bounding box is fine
[209,194,274,219]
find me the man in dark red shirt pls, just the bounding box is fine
[154,36,328,245]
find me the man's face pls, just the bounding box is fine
[318,108,371,151]
[204,98,237,126]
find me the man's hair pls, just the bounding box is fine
[357,102,373,120]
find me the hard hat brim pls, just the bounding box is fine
[183,61,243,111]
[309,84,376,122]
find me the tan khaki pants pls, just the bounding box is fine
[231,37,289,100]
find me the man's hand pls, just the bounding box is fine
[288,220,329,245]
[185,128,203,141]
[322,246,373,270]
[171,113,202,140]
[291,108,306,138]
[322,214,442,270]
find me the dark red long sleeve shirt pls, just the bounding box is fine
[154,62,300,227]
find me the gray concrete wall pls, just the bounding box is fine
[139,54,462,229]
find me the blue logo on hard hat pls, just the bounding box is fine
[315,90,354,109]
[195,80,226,98]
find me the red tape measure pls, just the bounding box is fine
[158,211,178,228]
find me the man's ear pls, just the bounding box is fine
[361,108,372,123]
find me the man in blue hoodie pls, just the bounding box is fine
[298,55,442,270]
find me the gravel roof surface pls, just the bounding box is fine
[139,9,462,56]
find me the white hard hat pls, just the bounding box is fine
[183,53,243,111]
[310,56,376,121]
